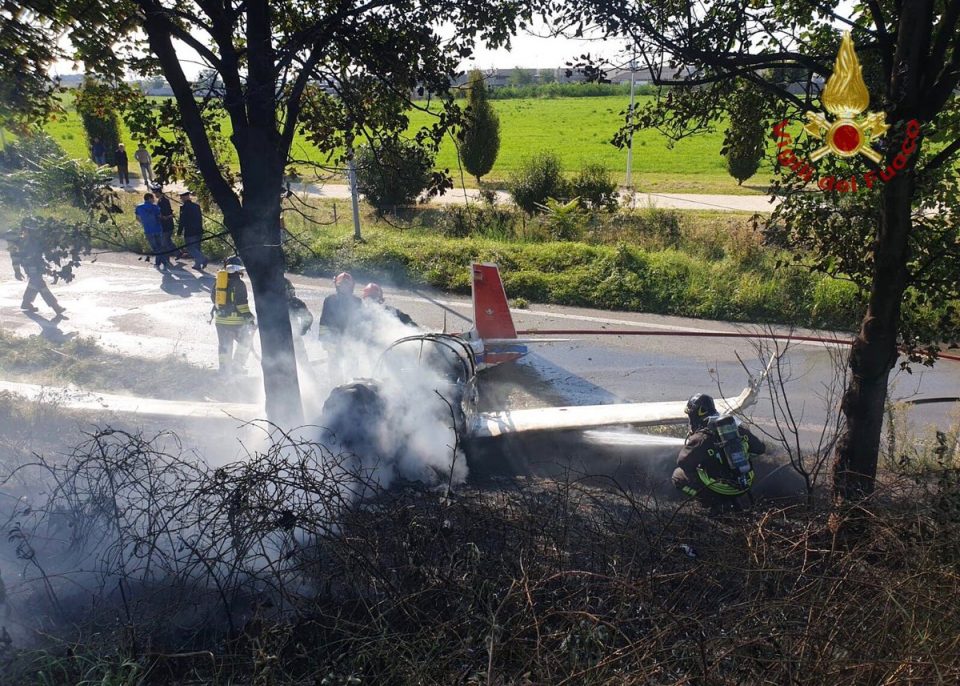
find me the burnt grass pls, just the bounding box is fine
[1,426,959,685]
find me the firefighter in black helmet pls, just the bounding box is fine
[211,256,255,374]
[672,393,766,512]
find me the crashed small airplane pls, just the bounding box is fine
[322,262,768,448]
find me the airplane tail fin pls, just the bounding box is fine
[471,262,517,341]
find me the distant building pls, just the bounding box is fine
[452,65,687,89]
[52,73,85,89]
[139,78,174,96]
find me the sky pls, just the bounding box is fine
[53,21,632,79]
[462,26,632,72]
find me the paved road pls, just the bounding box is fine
[2,251,956,448]
[119,178,778,213]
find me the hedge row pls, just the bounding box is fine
[300,228,864,331]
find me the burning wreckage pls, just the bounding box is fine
[315,264,768,484]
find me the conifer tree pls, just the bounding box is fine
[460,70,500,185]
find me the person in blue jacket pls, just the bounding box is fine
[135,192,170,269]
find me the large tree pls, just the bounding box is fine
[17,0,533,425]
[555,0,960,501]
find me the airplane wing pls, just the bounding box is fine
[470,356,772,439]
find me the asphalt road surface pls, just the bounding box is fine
[1,250,957,485]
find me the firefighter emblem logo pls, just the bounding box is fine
[804,32,888,163]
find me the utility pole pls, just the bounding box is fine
[625,53,637,191]
[347,154,362,241]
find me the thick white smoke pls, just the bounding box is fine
[273,293,469,491]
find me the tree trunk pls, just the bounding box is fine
[831,0,930,503]
[831,169,914,500]
[233,195,304,428]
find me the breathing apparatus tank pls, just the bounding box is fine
[215,269,229,307]
[707,414,752,487]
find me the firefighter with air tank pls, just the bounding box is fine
[672,393,766,513]
[211,256,255,375]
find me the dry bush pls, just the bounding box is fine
[1,431,959,685]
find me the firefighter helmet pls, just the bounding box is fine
[362,282,384,303]
[685,393,718,429]
[224,255,244,274]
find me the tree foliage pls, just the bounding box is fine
[721,80,767,185]
[459,70,501,184]
[74,77,126,164]
[0,6,63,132]
[0,133,118,284]
[355,139,436,214]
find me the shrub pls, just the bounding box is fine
[509,152,570,214]
[536,197,588,241]
[596,206,682,248]
[355,138,434,215]
[0,132,65,171]
[812,278,864,328]
[436,205,520,240]
[572,163,619,210]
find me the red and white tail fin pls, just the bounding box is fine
[471,263,517,341]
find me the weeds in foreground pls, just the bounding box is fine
[1,429,959,684]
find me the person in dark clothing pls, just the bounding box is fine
[284,277,316,383]
[285,278,314,337]
[672,393,765,512]
[318,272,361,383]
[91,138,106,165]
[211,256,255,374]
[178,190,208,270]
[115,143,130,187]
[7,226,66,317]
[318,272,361,337]
[361,282,416,327]
[155,188,177,263]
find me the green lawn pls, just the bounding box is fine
[41,93,772,194]
[405,96,772,193]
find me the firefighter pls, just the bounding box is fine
[283,277,317,384]
[285,278,314,337]
[317,272,360,383]
[318,272,360,337]
[211,256,255,375]
[8,226,66,317]
[361,282,416,327]
[672,393,766,512]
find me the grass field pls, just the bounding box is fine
[40,94,772,195]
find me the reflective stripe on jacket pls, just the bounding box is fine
[212,274,253,326]
[677,425,765,496]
